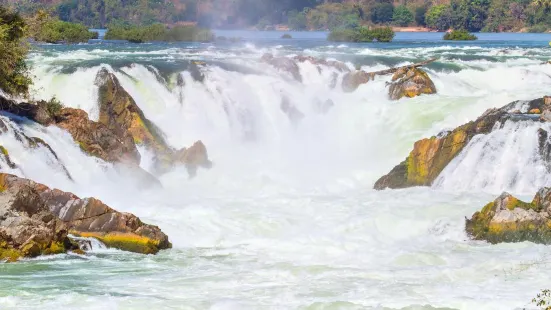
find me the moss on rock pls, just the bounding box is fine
[466,190,551,244]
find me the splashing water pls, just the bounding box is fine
[1,33,551,309]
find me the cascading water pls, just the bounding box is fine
[2,33,551,309]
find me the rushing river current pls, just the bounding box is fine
[1,31,551,309]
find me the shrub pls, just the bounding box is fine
[528,24,548,32]
[327,28,357,41]
[533,289,551,310]
[45,96,63,116]
[443,29,478,40]
[36,20,96,43]
[0,6,31,97]
[328,26,395,42]
[105,24,213,43]
[370,27,395,42]
[281,33,292,39]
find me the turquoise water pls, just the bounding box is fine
[2,31,551,309]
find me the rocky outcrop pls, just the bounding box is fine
[374,96,551,190]
[388,68,436,100]
[153,140,212,177]
[95,69,212,176]
[56,107,141,165]
[95,68,170,155]
[466,189,551,244]
[0,173,171,261]
[261,53,302,82]
[342,70,374,93]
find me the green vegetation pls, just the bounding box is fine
[27,10,96,43]
[0,6,31,97]
[45,96,63,116]
[393,5,414,27]
[443,29,478,40]
[533,289,551,310]
[328,26,394,43]
[105,24,213,43]
[281,33,292,39]
[3,0,551,33]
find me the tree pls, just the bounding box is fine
[0,6,31,97]
[371,3,394,24]
[449,0,491,31]
[415,6,428,26]
[393,5,414,26]
[425,4,452,31]
[287,10,307,30]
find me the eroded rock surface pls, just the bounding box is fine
[0,173,171,260]
[388,68,436,100]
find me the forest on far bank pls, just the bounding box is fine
[1,0,551,32]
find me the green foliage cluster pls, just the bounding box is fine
[4,0,551,33]
[533,289,551,310]
[105,24,213,43]
[45,96,63,116]
[37,20,96,43]
[393,5,414,26]
[0,6,31,97]
[281,33,292,39]
[26,10,96,43]
[328,26,394,43]
[443,29,478,40]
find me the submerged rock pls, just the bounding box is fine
[466,189,551,244]
[293,55,350,73]
[0,173,171,260]
[261,53,302,82]
[374,96,551,190]
[341,70,374,92]
[388,68,436,100]
[154,140,212,177]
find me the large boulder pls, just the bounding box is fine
[261,53,302,82]
[388,67,436,100]
[374,96,551,190]
[0,173,171,260]
[466,189,551,244]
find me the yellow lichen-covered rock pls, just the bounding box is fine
[529,108,541,114]
[388,68,436,100]
[466,189,551,244]
[375,96,551,190]
[0,173,171,260]
[72,232,165,255]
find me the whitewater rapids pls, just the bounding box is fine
[1,32,551,309]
